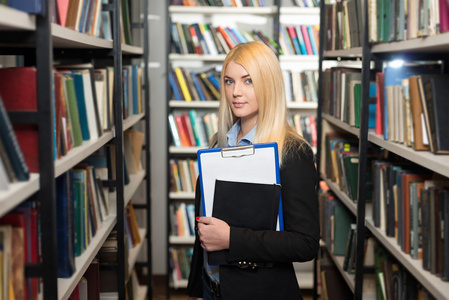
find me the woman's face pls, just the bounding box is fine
[224,61,259,126]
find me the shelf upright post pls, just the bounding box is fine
[274,0,280,58]
[354,0,371,298]
[112,0,126,298]
[35,0,58,298]
[314,0,327,297]
[166,2,172,298]
[142,0,153,298]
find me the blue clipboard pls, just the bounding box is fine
[197,142,284,231]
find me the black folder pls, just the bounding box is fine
[208,179,281,265]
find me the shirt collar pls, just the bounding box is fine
[226,119,257,146]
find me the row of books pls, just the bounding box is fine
[169,246,193,282]
[169,158,199,194]
[0,202,40,300]
[172,0,267,6]
[172,0,320,7]
[320,235,436,300]
[283,69,318,103]
[289,114,318,148]
[169,202,196,237]
[291,0,319,7]
[0,64,143,187]
[56,162,110,279]
[168,111,218,148]
[368,0,449,44]
[279,25,319,56]
[322,129,377,202]
[376,64,449,154]
[321,67,377,129]
[371,160,449,281]
[70,252,140,298]
[51,0,133,44]
[170,21,280,56]
[319,190,437,299]
[323,0,449,51]
[169,66,221,101]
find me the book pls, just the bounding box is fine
[419,74,449,154]
[0,96,30,180]
[56,171,76,278]
[8,0,44,13]
[0,67,43,174]
[382,64,441,141]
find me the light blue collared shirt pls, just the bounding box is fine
[204,119,256,283]
[226,119,256,147]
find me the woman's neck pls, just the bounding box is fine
[237,119,256,142]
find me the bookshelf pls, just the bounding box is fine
[165,0,320,296]
[316,0,449,299]
[0,0,151,299]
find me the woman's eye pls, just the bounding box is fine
[225,79,234,85]
[245,78,253,84]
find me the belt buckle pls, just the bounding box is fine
[209,278,220,297]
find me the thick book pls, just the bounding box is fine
[419,74,449,154]
[8,0,44,13]
[208,179,281,265]
[56,171,76,278]
[0,67,42,174]
[409,75,429,150]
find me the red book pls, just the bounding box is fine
[217,26,235,49]
[375,72,385,135]
[174,114,191,147]
[181,113,196,147]
[189,25,202,54]
[0,67,39,173]
[440,0,449,32]
[300,25,313,55]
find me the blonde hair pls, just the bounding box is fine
[216,41,307,165]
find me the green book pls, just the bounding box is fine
[63,74,83,147]
[333,204,355,256]
[354,83,361,128]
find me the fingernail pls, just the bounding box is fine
[196,216,200,221]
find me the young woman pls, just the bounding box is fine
[187,41,320,300]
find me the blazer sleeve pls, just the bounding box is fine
[186,178,204,298]
[227,143,320,263]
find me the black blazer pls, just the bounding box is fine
[187,141,320,300]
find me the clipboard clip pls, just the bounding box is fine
[221,145,255,158]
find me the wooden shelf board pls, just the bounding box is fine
[371,32,449,53]
[0,5,35,30]
[368,133,449,178]
[0,173,40,217]
[365,218,449,299]
[55,131,114,177]
[169,6,277,15]
[323,114,360,138]
[52,24,113,49]
[125,170,146,207]
[123,114,145,131]
[169,235,195,244]
[169,192,195,199]
[128,228,147,275]
[169,100,219,108]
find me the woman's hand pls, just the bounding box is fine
[196,216,230,252]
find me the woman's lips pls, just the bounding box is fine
[233,102,245,108]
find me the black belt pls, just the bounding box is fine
[203,270,221,297]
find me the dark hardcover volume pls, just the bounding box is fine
[208,179,281,265]
[421,74,449,154]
